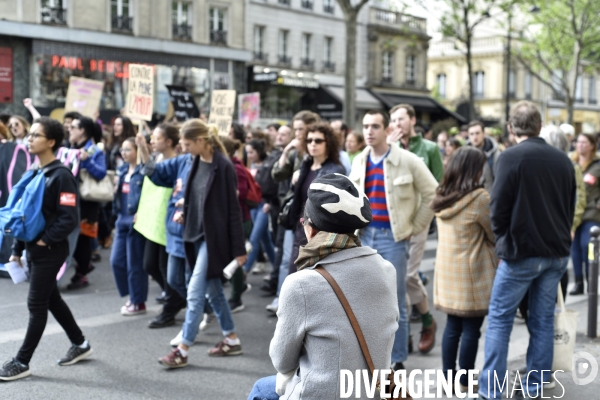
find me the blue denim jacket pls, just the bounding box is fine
[113,164,144,216]
[142,154,193,258]
[80,139,107,180]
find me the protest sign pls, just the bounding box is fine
[208,90,236,135]
[238,92,260,126]
[64,77,104,118]
[133,177,172,246]
[166,85,200,121]
[126,64,154,121]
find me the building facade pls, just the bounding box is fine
[0,0,250,122]
[428,36,600,133]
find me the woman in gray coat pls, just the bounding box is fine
[248,174,399,400]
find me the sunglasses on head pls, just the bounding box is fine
[306,138,325,144]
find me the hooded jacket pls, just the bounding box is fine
[433,188,497,317]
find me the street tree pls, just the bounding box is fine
[513,0,600,124]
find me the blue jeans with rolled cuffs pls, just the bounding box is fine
[359,226,409,364]
[244,201,277,273]
[180,240,235,347]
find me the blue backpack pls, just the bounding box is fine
[0,164,58,245]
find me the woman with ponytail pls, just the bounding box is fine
[159,119,247,368]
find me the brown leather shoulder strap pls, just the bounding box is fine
[314,266,376,375]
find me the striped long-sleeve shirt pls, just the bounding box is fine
[365,153,390,229]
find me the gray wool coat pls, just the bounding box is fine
[270,246,399,400]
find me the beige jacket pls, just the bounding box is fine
[350,144,438,242]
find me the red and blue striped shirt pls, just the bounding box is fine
[365,152,390,229]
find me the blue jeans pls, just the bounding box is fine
[110,216,148,304]
[248,375,279,400]
[167,254,191,299]
[571,220,599,279]
[479,257,568,399]
[276,230,295,296]
[442,315,485,386]
[360,227,408,364]
[181,241,235,347]
[244,201,277,273]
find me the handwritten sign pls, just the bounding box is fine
[64,77,104,118]
[133,177,172,246]
[126,64,154,121]
[166,85,200,121]
[208,90,236,135]
[238,92,260,126]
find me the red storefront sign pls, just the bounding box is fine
[0,47,13,103]
[50,55,130,78]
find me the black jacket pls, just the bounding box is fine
[12,160,80,256]
[490,137,575,260]
[182,151,246,279]
[256,150,281,206]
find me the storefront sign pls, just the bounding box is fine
[64,77,104,118]
[166,85,200,121]
[253,72,278,82]
[0,48,13,103]
[208,90,236,135]
[277,76,319,89]
[50,55,130,78]
[126,64,154,121]
[238,92,260,126]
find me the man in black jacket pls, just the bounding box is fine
[0,117,92,382]
[478,102,576,399]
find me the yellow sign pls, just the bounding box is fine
[208,90,236,135]
[126,64,154,121]
[64,77,104,118]
[133,177,172,246]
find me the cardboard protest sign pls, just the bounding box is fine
[238,92,260,126]
[64,77,104,118]
[208,90,236,135]
[166,85,200,121]
[126,64,154,121]
[133,177,173,246]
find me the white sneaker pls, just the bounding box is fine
[266,297,279,313]
[170,330,186,347]
[199,313,216,331]
[251,262,267,275]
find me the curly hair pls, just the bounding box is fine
[304,122,340,166]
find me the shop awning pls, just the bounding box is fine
[371,91,467,123]
[323,86,383,110]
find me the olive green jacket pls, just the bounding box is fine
[399,134,444,182]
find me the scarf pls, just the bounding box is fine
[295,231,361,271]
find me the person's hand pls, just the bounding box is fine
[236,254,248,267]
[135,133,146,148]
[175,198,184,208]
[36,239,47,247]
[387,129,402,144]
[284,139,300,154]
[79,149,89,161]
[262,203,271,213]
[571,231,575,241]
[174,212,184,225]
[8,255,22,268]
[291,169,300,186]
[23,98,33,108]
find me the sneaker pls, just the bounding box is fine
[251,262,267,275]
[121,302,146,316]
[90,252,101,263]
[208,339,242,357]
[158,348,188,369]
[170,330,185,347]
[67,275,89,290]
[392,362,405,371]
[242,283,252,295]
[266,297,279,313]
[199,313,216,331]
[0,359,31,381]
[57,342,93,366]
[229,299,245,313]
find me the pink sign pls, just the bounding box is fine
[238,92,260,126]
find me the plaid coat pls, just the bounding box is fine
[433,188,497,317]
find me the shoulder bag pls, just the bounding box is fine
[314,266,411,400]
[80,169,115,203]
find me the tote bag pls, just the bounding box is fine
[80,169,115,203]
[552,285,579,372]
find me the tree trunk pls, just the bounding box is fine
[566,96,574,125]
[466,34,476,121]
[344,13,358,128]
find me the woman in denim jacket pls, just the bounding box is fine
[110,137,147,315]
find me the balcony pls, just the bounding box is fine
[590,99,597,105]
[112,15,133,32]
[173,24,192,41]
[278,55,292,66]
[253,52,268,62]
[278,0,290,5]
[323,4,334,14]
[323,61,336,72]
[41,7,67,25]
[300,58,315,69]
[382,76,393,83]
[210,30,228,45]
[301,0,313,10]
[369,8,426,33]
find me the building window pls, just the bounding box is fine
[552,70,564,100]
[323,37,335,72]
[525,72,532,100]
[172,2,192,40]
[279,30,291,65]
[41,0,67,25]
[253,26,266,61]
[301,34,313,68]
[111,0,133,32]
[589,76,597,104]
[436,73,446,99]
[209,8,227,45]
[474,71,485,98]
[323,0,334,13]
[508,70,515,98]
[382,51,394,82]
[278,0,290,5]
[405,55,416,85]
[575,76,583,103]
[301,0,313,10]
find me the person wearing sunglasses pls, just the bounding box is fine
[8,115,30,144]
[285,123,346,279]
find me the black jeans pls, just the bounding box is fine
[143,240,185,317]
[441,314,485,386]
[16,241,84,365]
[73,234,94,276]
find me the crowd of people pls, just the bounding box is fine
[0,98,592,400]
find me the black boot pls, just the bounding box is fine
[569,277,584,295]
